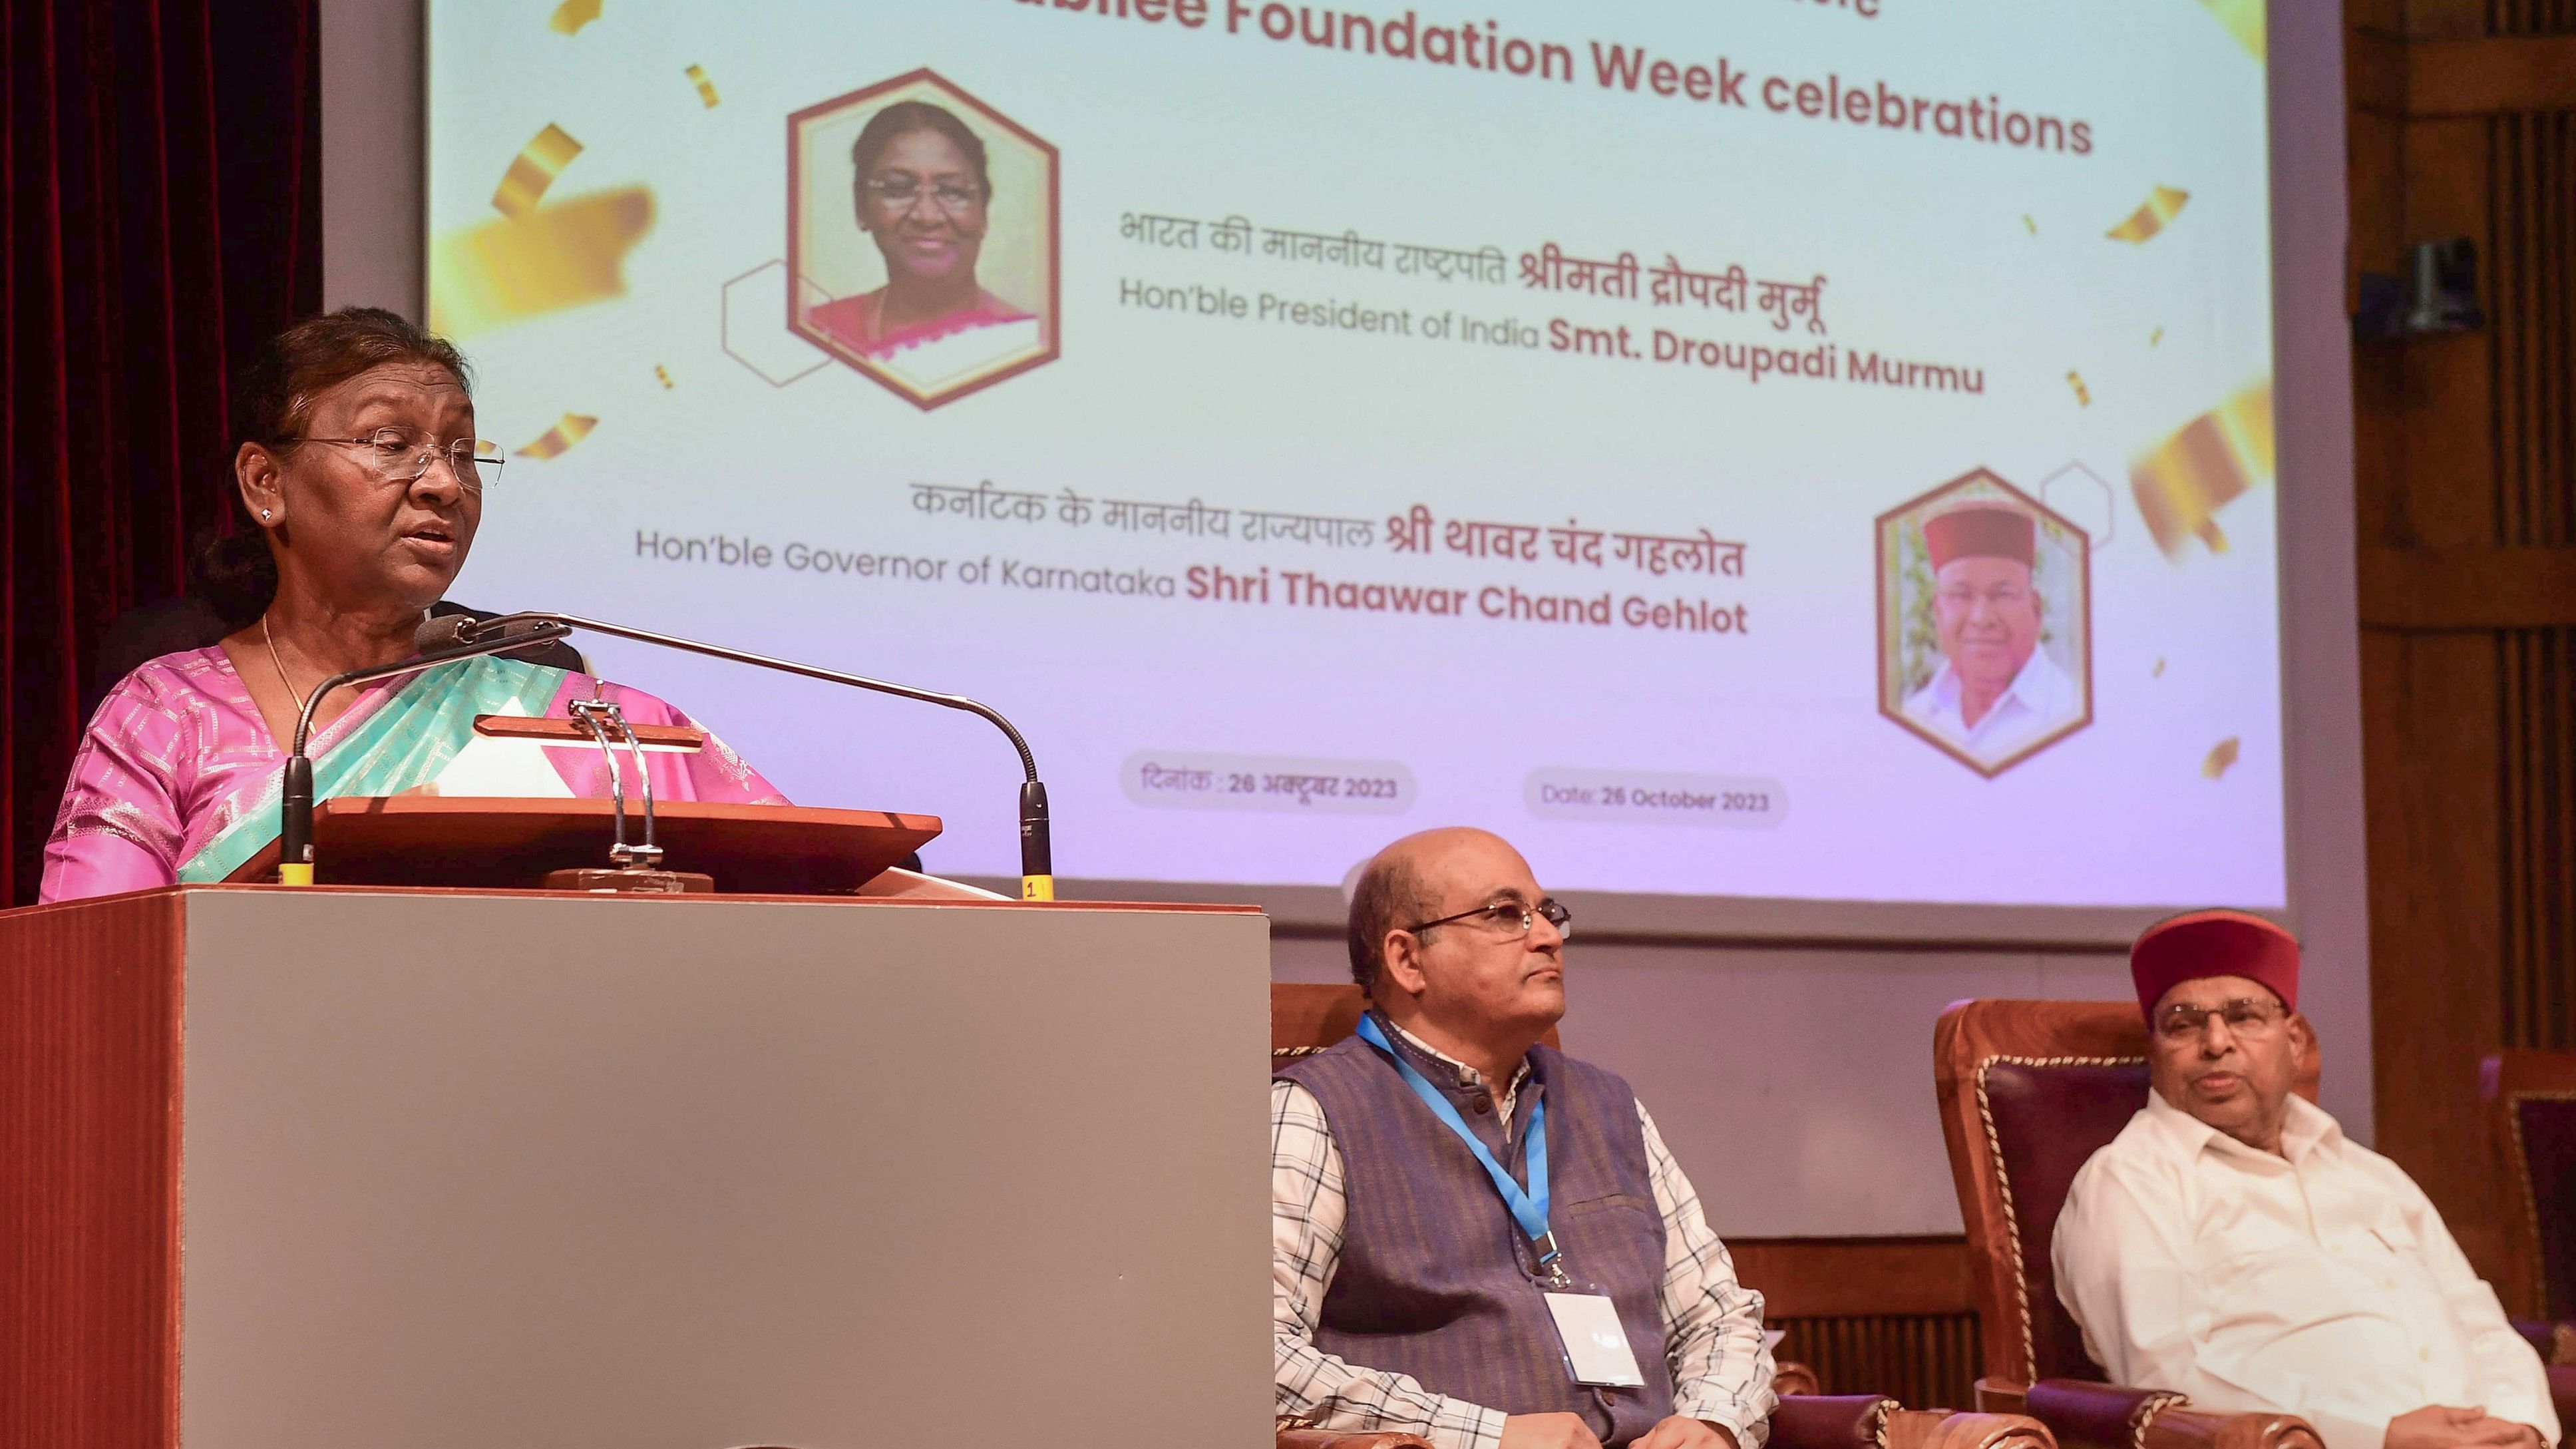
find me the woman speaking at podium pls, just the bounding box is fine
[39,309,786,903]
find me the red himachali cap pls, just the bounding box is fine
[2129,909,2299,1020]
[1923,504,2036,570]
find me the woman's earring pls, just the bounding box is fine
[261,509,272,520]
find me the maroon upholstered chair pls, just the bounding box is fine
[2479,1049,2576,1424]
[1932,999,2323,1449]
[2484,1051,2576,1327]
[1276,984,2056,1449]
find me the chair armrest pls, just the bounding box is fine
[2547,1364,2576,1436]
[2024,1379,2320,1449]
[2023,1378,2186,1449]
[2141,1407,2325,1449]
[1277,1430,1434,1449]
[1773,1398,2058,1449]
[1771,1394,1900,1449]
[1886,1410,2058,1449]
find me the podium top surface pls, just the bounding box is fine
[222,795,941,895]
[9,881,1268,919]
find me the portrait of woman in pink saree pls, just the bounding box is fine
[789,79,1057,408]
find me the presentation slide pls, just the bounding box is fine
[426,0,2284,908]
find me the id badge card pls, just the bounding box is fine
[1543,1289,1646,1388]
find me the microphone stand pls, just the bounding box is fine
[452,611,1056,900]
[274,620,578,885]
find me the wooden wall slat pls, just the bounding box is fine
[2410,37,2576,112]
[2372,629,2511,1278]
[2506,94,2574,1057]
[1731,1237,1975,1320]
[2401,118,2497,546]
[2356,546,2576,627]
[1770,1314,1982,1414]
[2414,0,2500,40]
[1732,1237,1978,1409]
[2490,107,2576,1071]
[2362,3,2576,1304]
[2495,114,2528,543]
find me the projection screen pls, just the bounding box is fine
[417,0,2291,918]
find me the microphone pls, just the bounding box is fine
[274,616,578,885]
[413,612,558,656]
[444,610,1056,900]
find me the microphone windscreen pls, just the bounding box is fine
[414,614,476,653]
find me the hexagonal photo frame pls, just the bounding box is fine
[786,70,1059,410]
[1875,468,2094,777]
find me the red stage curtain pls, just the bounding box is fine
[1,0,319,905]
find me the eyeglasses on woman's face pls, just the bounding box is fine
[864,177,983,218]
[283,427,504,492]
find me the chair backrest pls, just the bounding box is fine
[1272,982,1559,1062]
[1932,998,2322,1388]
[2482,1048,2576,1319]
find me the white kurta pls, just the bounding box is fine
[2053,1091,2557,1449]
[1901,646,2080,761]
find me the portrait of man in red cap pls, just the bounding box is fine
[1878,477,2091,775]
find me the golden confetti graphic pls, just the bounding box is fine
[685,63,721,108]
[2066,370,2092,407]
[2131,377,2274,558]
[2149,326,2165,346]
[518,413,599,460]
[2198,0,2264,61]
[429,187,656,339]
[492,124,584,219]
[2202,737,2241,780]
[2153,658,2169,678]
[655,364,674,389]
[2022,214,2037,235]
[2108,186,2191,244]
[548,0,601,35]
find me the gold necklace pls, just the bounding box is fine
[260,614,311,716]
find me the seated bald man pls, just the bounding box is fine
[1272,827,1775,1449]
[2054,911,2557,1449]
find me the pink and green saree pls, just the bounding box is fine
[41,646,787,902]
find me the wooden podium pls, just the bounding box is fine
[1,865,1273,1445]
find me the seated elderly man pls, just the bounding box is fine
[1273,827,1774,1449]
[2054,911,2557,1449]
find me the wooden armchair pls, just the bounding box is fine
[1931,998,2324,1449]
[2479,1050,2576,1409]
[1276,984,2055,1449]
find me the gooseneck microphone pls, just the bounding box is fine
[441,610,1057,900]
[272,616,578,885]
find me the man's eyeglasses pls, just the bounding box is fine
[2152,997,2287,1042]
[1405,897,1573,942]
[283,429,504,492]
[1937,583,2033,608]
[864,178,983,216]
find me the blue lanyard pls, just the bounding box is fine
[1355,1013,1561,1273]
